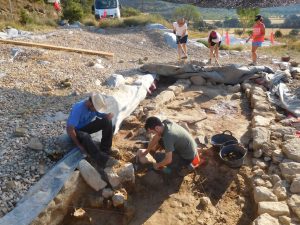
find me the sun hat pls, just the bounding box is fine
[91,93,107,112]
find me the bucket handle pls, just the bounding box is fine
[222,130,233,136]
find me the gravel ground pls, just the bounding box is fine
[0,25,297,218]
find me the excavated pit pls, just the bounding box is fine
[56,79,255,225]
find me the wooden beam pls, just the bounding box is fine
[0,39,114,58]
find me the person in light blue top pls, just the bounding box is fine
[67,93,115,167]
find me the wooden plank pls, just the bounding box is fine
[0,39,114,58]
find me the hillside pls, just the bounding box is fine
[121,0,300,20]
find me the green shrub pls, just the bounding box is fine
[246,30,253,36]
[123,14,168,27]
[234,29,243,36]
[220,45,244,51]
[197,39,208,47]
[98,14,169,29]
[20,9,33,25]
[62,1,84,23]
[275,30,283,38]
[289,29,299,36]
[98,18,124,28]
[121,7,141,17]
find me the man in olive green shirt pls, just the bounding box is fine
[141,116,200,172]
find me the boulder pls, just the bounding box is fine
[287,194,300,219]
[190,76,206,86]
[291,176,300,194]
[117,163,135,184]
[279,161,300,181]
[282,138,300,162]
[252,127,270,151]
[78,160,107,191]
[104,168,121,189]
[273,181,288,200]
[155,90,175,106]
[278,216,291,225]
[252,213,279,225]
[258,201,290,217]
[252,116,273,127]
[253,186,278,203]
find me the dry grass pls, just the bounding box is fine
[261,39,300,59]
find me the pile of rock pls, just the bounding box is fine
[242,80,300,224]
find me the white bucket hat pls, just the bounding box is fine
[91,93,107,112]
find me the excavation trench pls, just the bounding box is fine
[53,77,255,225]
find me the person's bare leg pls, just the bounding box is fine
[252,46,258,64]
[209,46,214,63]
[215,45,219,61]
[182,44,187,57]
[177,44,182,60]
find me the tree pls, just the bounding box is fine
[172,5,201,23]
[236,8,260,33]
[282,15,300,28]
[62,0,84,23]
[223,18,241,28]
[263,17,272,28]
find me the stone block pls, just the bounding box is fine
[282,138,300,162]
[252,213,279,225]
[258,201,290,217]
[254,186,278,203]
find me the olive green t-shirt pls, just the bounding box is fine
[162,120,197,160]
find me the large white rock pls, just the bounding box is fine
[282,138,300,162]
[279,161,300,181]
[258,201,290,217]
[252,115,273,127]
[156,90,175,106]
[117,163,135,184]
[252,127,270,151]
[287,194,300,219]
[252,213,279,225]
[104,167,121,189]
[291,177,300,194]
[78,159,107,191]
[253,186,278,203]
[273,182,288,200]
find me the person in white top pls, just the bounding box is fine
[173,18,188,60]
[208,30,222,64]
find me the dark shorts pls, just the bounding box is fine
[211,41,221,47]
[176,35,188,44]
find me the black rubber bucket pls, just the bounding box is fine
[211,130,238,150]
[219,142,247,168]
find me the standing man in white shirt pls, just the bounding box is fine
[173,18,188,60]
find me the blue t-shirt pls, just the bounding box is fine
[67,100,106,130]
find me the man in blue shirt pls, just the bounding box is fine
[67,93,114,167]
